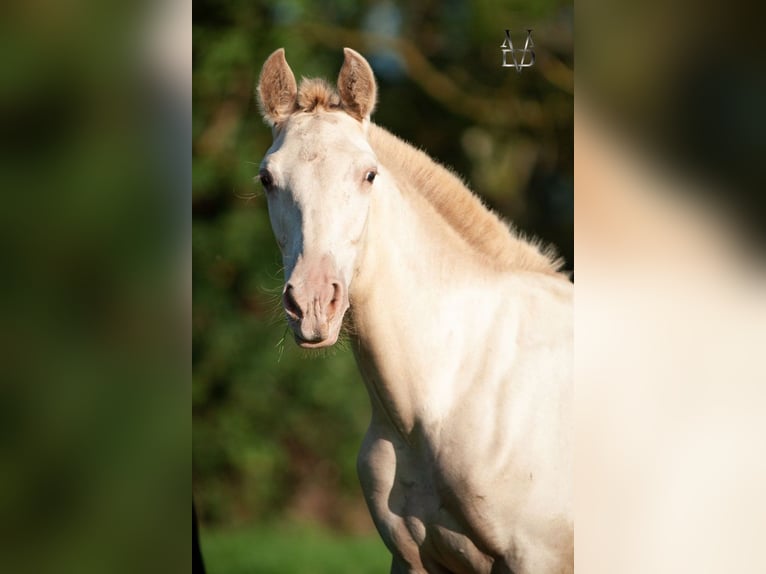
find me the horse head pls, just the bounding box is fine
[256,48,379,348]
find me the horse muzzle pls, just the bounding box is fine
[282,256,348,348]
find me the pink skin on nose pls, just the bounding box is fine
[283,255,347,348]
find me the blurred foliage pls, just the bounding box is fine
[0,2,188,573]
[193,0,573,531]
[201,521,389,573]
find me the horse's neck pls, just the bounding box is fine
[350,173,497,438]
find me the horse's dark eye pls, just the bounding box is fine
[259,169,274,190]
[365,170,377,183]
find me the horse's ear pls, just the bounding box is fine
[337,48,377,121]
[257,48,297,126]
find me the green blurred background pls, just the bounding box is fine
[193,0,572,570]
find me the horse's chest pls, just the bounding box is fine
[359,431,496,573]
[396,480,495,573]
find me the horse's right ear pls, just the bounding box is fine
[256,48,297,126]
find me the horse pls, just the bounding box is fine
[255,47,573,574]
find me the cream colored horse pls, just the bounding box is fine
[256,48,572,574]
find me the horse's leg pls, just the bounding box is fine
[391,554,459,574]
[390,555,410,574]
[390,555,434,574]
[490,561,515,574]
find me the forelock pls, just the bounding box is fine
[296,78,342,113]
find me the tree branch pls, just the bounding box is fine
[299,24,572,129]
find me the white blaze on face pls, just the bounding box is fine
[260,112,378,348]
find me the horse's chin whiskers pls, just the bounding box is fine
[297,345,337,360]
[340,308,359,340]
[334,331,353,353]
[274,326,289,363]
[251,270,291,334]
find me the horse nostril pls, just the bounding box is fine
[327,282,343,318]
[283,284,303,320]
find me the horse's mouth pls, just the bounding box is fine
[290,321,338,349]
[292,328,339,349]
[286,303,346,349]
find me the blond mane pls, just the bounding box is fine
[294,77,564,275]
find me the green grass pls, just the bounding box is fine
[200,522,390,574]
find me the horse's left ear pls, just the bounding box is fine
[337,48,377,121]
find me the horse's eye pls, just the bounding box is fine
[365,170,377,184]
[259,169,274,190]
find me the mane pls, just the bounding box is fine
[294,77,564,275]
[368,125,564,275]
